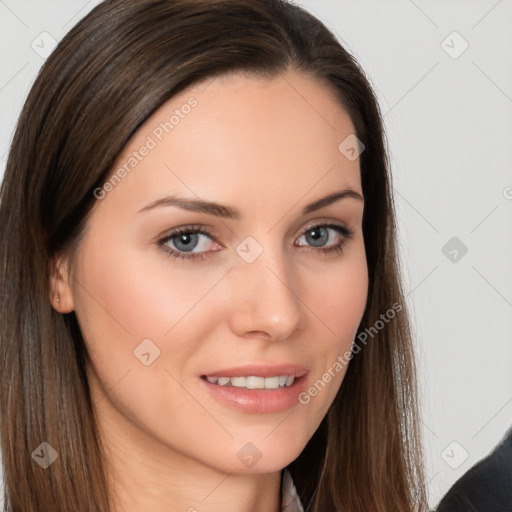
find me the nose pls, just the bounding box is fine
[228,246,305,341]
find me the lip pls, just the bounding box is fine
[200,364,309,378]
[199,367,307,414]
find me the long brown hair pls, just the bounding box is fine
[0,1,428,510]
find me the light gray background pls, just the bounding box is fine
[1,0,511,508]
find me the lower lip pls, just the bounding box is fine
[199,375,308,414]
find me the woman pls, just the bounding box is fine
[0,0,429,510]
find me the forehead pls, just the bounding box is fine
[96,69,362,217]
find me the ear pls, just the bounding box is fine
[49,252,75,313]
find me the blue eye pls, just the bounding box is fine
[157,222,354,261]
[157,225,216,261]
[295,224,352,252]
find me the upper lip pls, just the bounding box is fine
[201,364,309,378]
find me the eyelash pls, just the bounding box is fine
[157,222,354,261]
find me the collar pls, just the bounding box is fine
[281,468,305,512]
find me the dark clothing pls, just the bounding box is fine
[436,427,512,511]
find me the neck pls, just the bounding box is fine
[94,392,283,512]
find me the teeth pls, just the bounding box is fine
[230,376,248,388]
[205,375,296,389]
[217,376,230,386]
[259,376,279,389]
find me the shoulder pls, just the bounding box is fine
[436,429,512,511]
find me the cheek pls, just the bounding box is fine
[307,243,368,344]
[73,241,228,448]
[71,234,226,401]
[331,262,368,340]
[296,245,368,415]
[74,234,226,342]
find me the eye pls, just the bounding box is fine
[157,222,354,261]
[295,222,354,256]
[157,225,220,261]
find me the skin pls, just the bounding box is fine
[51,68,368,512]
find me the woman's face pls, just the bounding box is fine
[57,69,368,476]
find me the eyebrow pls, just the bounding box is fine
[136,188,363,219]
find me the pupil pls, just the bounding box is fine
[174,232,197,252]
[308,227,327,246]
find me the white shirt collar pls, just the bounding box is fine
[281,468,305,512]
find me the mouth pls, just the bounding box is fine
[200,374,300,390]
[198,370,309,414]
